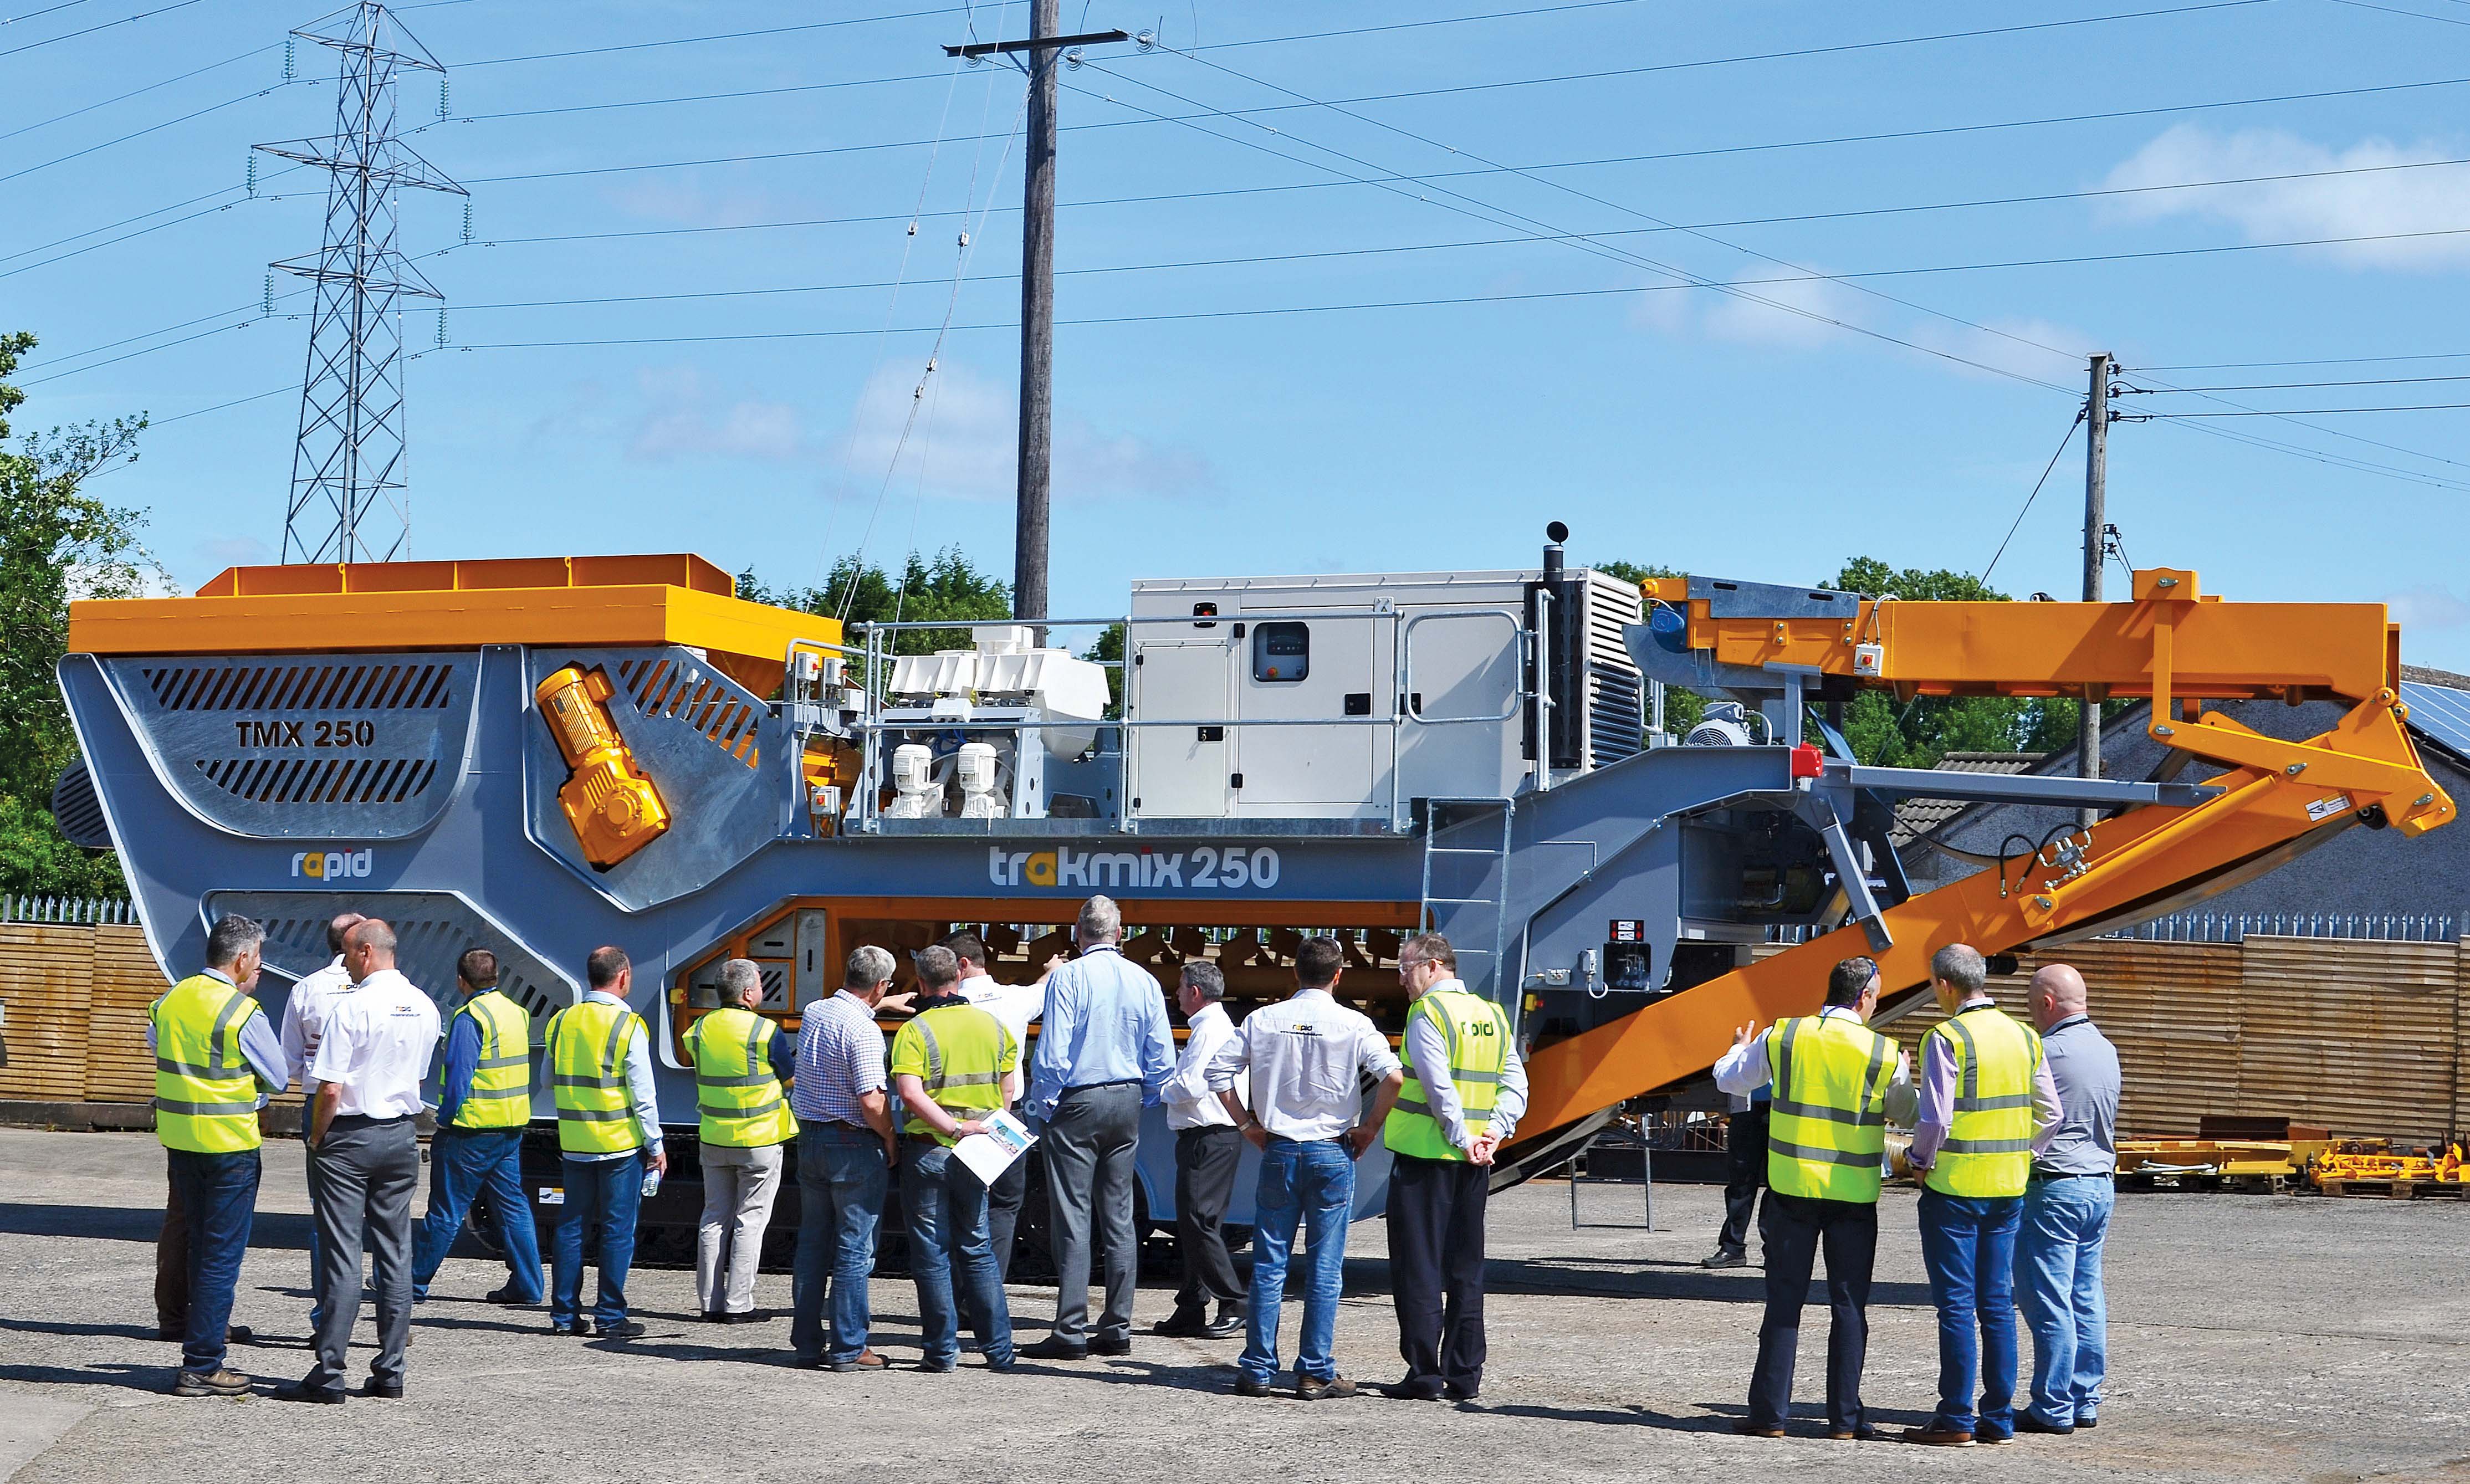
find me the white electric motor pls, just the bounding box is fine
[884,743,941,818]
[955,741,1004,819]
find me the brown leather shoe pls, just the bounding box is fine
[1829,1425,1885,1441]
[1297,1374,1358,1400]
[1732,1420,1785,1439]
[826,1348,887,1372]
[1902,1426,1977,1447]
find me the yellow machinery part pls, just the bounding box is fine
[799,738,863,838]
[535,664,671,868]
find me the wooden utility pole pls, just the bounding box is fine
[1014,0,1058,637]
[941,13,1127,642]
[2079,352,2111,826]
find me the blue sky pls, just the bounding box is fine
[12,0,2470,669]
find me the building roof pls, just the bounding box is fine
[1889,750,2046,847]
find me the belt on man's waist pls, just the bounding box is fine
[2029,1169,2113,1181]
[801,1117,875,1133]
[1063,1078,1142,1094]
[901,1133,951,1148]
[325,1113,412,1132]
[1266,1133,1344,1146]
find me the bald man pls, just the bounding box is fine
[2011,963,2120,1437]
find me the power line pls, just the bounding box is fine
[2141,349,2470,371]
[2,43,274,142]
[2326,0,2470,23]
[0,76,316,186]
[1982,412,2087,583]
[0,0,198,58]
[2141,372,2470,391]
[448,6,961,67]
[1,0,107,27]
[2150,402,2470,415]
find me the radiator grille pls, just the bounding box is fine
[615,656,761,768]
[140,660,456,712]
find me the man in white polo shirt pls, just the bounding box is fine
[275,909,364,1335]
[285,919,438,1403]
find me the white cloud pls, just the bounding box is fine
[2389,585,2470,631]
[2101,125,2470,269]
[628,366,804,463]
[1700,270,1864,347]
[838,362,1217,503]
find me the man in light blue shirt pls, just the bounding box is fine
[1021,895,1173,1360]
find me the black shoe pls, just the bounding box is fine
[359,1378,403,1400]
[917,1359,957,1374]
[2014,1412,2074,1436]
[280,1379,345,1405]
[483,1287,536,1307]
[1379,1378,1446,1401]
[1733,1419,1785,1438]
[1828,1425,1886,1441]
[1445,1384,1482,1403]
[1020,1337,1089,1362]
[721,1311,765,1326]
[1233,1374,1276,1397]
[2074,1415,2099,1430]
[597,1319,647,1341]
[1090,1335,1132,1358]
[1150,1310,1209,1338]
[553,1320,594,1338]
[1203,1308,1245,1339]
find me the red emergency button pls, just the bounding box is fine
[1789,742,1824,779]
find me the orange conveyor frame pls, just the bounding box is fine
[1515,566,2456,1139]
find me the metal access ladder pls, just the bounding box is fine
[1417,796,1516,997]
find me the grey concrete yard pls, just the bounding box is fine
[0,1126,2463,1483]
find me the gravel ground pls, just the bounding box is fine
[2,1127,2465,1483]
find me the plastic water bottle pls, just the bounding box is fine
[641,1165,661,1199]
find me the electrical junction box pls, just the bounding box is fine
[1124,569,1645,822]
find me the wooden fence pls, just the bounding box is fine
[2,924,2464,1140]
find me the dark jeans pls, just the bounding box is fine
[1718,1106,1769,1255]
[1919,1188,2023,1439]
[986,1151,1028,1282]
[1173,1125,1245,1313]
[1386,1153,1491,1395]
[412,1128,544,1302]
[790,1122,888,1364]
[1748,1190,1878,1432]
[902,1141,1015,1368]
[305,1116,420,1394]
[165,1147,260,1375]
[1240,1137,1355,1385]
[1043,1083,1142,1347]
[552,1153,645,1330]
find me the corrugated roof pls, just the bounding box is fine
[1890,750,2045,846]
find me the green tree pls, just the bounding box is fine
[0,331,156,898]
[1594,557,1705,735]
[1823,558,2080,767]
[1082,621,1124,717]
[741,546,1014,666]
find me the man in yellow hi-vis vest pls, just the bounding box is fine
[150,913,286,1398]
[545,946,666,1340]
[1904,943,2062,1448]
[1714,955,1906,1441]
[1379,932,1526,1403]
[411,949,544,1308]
[687,958,796,1323]
[888,945,1019,1372]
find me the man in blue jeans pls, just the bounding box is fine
[789,946,901,1370]
[1905,944,2062,1447]
[545,948,665,1340]
[411,950,543,1306]
[1206,937,1404,1400]
[889,946,1018,1373]
[2013,963,2120,1435]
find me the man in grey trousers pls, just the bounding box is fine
[284,920,439,1403]
[1019,895,1174,1360]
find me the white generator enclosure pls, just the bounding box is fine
[1124,568,1647,822]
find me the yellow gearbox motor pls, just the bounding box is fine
[535,664,670,867]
